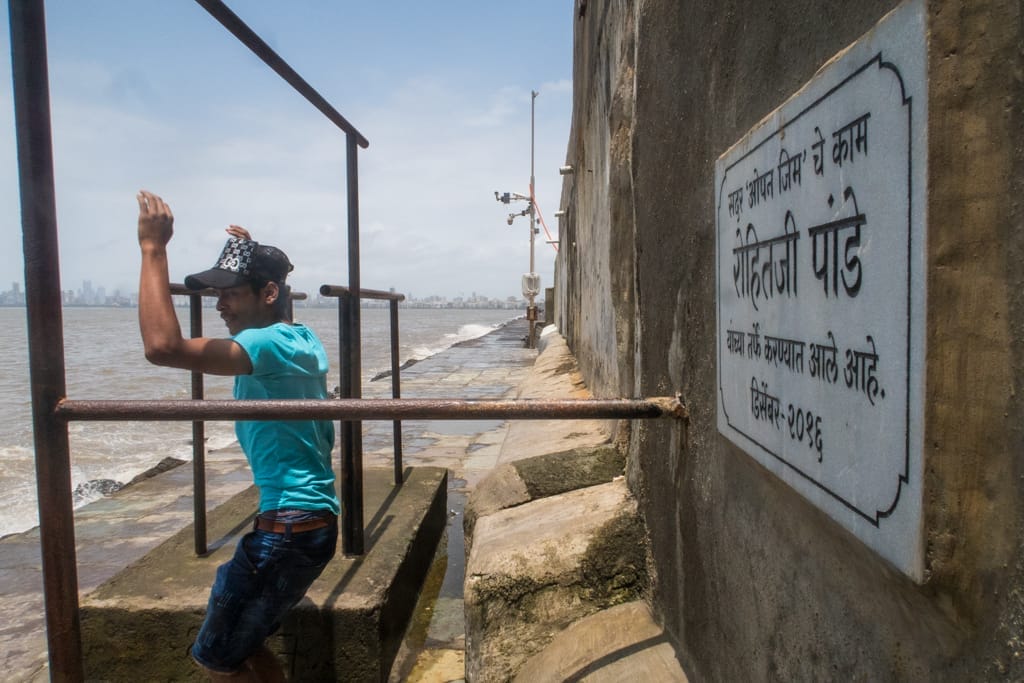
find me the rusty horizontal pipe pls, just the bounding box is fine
[319,284,405,302]
[56,397,686,422]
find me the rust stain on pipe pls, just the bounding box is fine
[56,397,686,422]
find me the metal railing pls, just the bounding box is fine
[319,285,407,554]
[9,1,686,679]
[171,284,407,557]
[10,1,373,677]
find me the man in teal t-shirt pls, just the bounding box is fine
[232,323,338,515]
[136,190,339,681]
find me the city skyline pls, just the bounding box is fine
[0,278,537,309]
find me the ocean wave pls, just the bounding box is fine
[369,322,504,382]
[410,322,499,361]
[0,308,518,537]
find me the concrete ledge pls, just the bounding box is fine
[464,479,648,682]
[464,445,625,552]
[81,466,447,682]
[462,326,686,680]
[513,601,687,682]
[498,330,610,466]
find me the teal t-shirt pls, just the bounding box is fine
[232,322,339,515]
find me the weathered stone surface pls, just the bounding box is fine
[0,451,255,681]
[560,0,1024,679]
[498,330,611,466]
[464,445,625,553]
[513,601,687,682]
[463,463,531,554]
[515,445,624,501]
[81,467,447,682]
[465,479,647,682]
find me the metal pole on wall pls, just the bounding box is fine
[189,294,208,556]
[9,0,85,679]
[528,90,538,348]
[342,134,365,555]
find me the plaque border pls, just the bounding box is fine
[716,53,915,527]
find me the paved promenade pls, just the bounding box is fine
[0,318,536,682]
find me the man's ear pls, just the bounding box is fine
[262,281,280,305]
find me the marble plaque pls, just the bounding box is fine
[714,1,927,580]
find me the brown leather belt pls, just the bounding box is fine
[254,515,334,534]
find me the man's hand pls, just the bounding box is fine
[137,190,174,249]
[226,224,253,241]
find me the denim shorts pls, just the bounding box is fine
[191,518,337,673]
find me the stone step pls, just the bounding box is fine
[513,600,688,682]
[464,444,625,555]
[80,466,448,682]
[465,479,648,682]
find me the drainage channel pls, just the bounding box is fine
[389,477,469,682]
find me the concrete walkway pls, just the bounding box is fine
[463,326,689,682]
[1,317,536,682]
[0,450,255,681]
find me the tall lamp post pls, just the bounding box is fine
[495,90,541,348]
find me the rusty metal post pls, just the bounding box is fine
[337,292,352,551]
[319,285,404,491]
[342,134,365,555]
[9,1,85,679]
[189,294,208,555]
[389,298,403,484]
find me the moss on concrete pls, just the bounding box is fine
[514,445,624,500]
[465,505,649,682]
[579,510,649,605]
[465,445,625,553]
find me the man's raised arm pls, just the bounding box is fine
[136,190,251,375]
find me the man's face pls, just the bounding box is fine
[215,283,266,335]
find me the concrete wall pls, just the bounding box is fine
[555,0,638,402]
[557,0,1024,679]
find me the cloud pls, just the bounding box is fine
[3,36,570,301]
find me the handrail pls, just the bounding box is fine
[172,282,407,554]
[9,2,83,678]
[319,285,407,552]
[193,0,369,148]
[320,285,406,301]
[56,397,686,421]
[10,1,372,677]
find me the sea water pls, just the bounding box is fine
[0,306,516,537]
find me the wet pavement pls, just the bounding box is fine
[361,319,537,682]
[0,317,535,682]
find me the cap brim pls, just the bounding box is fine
[184,268,247,291]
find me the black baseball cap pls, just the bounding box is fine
[184,237,294,291]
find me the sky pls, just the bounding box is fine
[2,1,573,301]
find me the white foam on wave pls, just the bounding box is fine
[0,423,241,538]
[408,323,498,362]
[0,445,41,537]
[0,309,515,538]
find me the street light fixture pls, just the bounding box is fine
[493,91,542,348]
